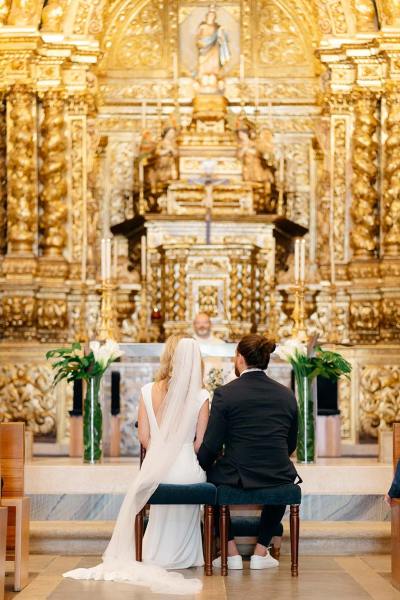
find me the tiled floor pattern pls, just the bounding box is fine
[4,554,400,600]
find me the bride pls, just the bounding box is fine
[64,336,210,595]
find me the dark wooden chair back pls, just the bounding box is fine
[0,423,25,498]
[392,423,400,590]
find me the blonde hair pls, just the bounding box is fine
[155,335,185,382]
[155,334,205,383]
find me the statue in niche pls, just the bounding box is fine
[196,4,230,92]
[236,117,275,199]
[41,0,66,31]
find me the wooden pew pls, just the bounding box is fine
[0,466,8,600]
[392,422,400,590]
[0,423,30,592]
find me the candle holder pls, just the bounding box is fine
[137,277,150,342]
[291,282,307,342]
[98,280,120,341]
[277,180,285,216]
[76,282,89,343]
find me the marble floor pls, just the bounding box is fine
[4,554,400,600]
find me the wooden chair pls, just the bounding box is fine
[0,466,8,600]
[217,483,301,577]
[0,423,30,591]
[391,422,400,590]
[134,446,216,575]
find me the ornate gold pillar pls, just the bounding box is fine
[382,84,400,257]
[6,83,37,256]
[39,90,68,260]
[350,90,379,259]
[0,97,6,255]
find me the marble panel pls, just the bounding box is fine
[28,493,390,522]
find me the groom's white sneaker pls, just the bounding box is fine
[213,555,243,570]
[250,552,279,570]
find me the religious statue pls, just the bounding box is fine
[8,0,41,27]
[196,5,230,92]
[236,118,275,200]
[144,124,179,193]
[41,0,66,32]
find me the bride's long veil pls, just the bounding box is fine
[64,338,204,595]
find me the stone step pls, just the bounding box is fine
[29,520,391,556]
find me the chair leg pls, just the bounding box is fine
[12,498,29,592]
[220,505,228,577]
[290,504,300,577]
[204,505,214,576]
[135,509,144,562]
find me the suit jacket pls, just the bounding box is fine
[389,460,400,498]
[197,371,299,489]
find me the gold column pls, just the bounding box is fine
[39,90,67,258]
[6,84,37,255]
[382,84,400,257]
[350,90,379,259]
[0,97,6,255]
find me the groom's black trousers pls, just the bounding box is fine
[213,503,286,547]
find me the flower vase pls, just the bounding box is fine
[83,375,103,463]
[295,373,315,463]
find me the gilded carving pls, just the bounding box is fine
[382,87,400,256]
[349,299,380,343]
[0,99,6,254]
[7,84,36,254]
[68,115,86,273]
[109,140,135,226]
[381,297,400,342]
[37,298,68,336]
[0,363,56,437]
[350,92,379,258]
[380,0,400,26]
[338,375,352,440]
[39,91,67,257]
[1,295,36,338]
[256,0,310,68]
[332,118,348,262]
[100,0,166,72]
[359,365,400,439]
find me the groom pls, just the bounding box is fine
[197,334,299,570]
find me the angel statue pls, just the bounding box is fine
[236,117,275,192]
[196,4,230,92]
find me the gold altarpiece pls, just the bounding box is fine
[0,0,399,449]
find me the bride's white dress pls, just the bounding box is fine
[63,338,207,595]
[142,382,208,569]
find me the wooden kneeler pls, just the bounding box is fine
[0,423,30,592]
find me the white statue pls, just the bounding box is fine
[196,5,230,92]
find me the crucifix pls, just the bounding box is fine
[190,160,228,244]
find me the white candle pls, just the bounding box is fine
[239,54,245,81]
[113,238,118,281]
[300,239,306,283]
[141,235,147,278]
[255,77,259,108]
[294,238,300,284]
[172,52,178,83]
[101,238,106,282]
[106,238,112,281]
[141,101,146,130]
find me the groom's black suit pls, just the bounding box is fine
[197,370,299,547]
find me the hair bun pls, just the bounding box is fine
[259,337,276,354]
